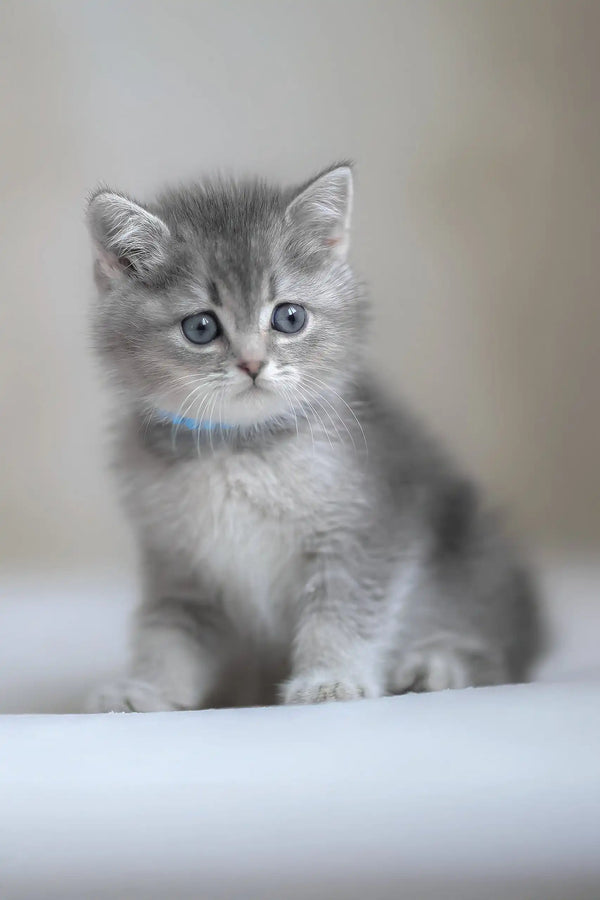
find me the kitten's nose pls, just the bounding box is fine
[236,359,265,381]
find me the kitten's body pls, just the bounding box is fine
[87,166,539,711]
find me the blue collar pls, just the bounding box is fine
[157,410,235,432]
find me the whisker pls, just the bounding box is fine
[174,383,210,449]
[204,389,220,455]
[291,385,325,453]
[302,373,368,455]
[303,380,358,452]
[300,382,346,448]
[283,383,315,452]
[193,388,216,459]
[278,384,299,438]
[218,385,225,440]
[141,405,157,441]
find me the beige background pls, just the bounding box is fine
[1,0,599,572]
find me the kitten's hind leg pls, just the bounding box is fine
[86,598,233,713]
[386,540,539,695]
[388,638,509,695]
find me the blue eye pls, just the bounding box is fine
[181,312,221,344]
[271,303,306,334]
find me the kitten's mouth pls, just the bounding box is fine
[237,380,268,397]
[221,379,293,427]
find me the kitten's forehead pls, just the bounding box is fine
[159,181,284,321]
[160,182,283,258]
[201,269,275,331]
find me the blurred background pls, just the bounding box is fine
[1,0,599,576]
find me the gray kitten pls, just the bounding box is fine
[86,163,539,712]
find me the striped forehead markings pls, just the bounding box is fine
[208,280,221,307]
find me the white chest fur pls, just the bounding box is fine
[127,442,332,639]
[188,460,302,634]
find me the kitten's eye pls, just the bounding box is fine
[271,303,306,334]
[181,312,221,345]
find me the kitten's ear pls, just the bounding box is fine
[86,190,173,286]
[285,164,353,260]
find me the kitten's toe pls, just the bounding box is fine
[389,643,506,694]
[85,678,178,713]
[281,672,379,705]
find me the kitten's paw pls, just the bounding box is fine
[85,678,178,713]
[389,642,503,694]
[281,672,379,705]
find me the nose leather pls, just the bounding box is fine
[237,359,265,380]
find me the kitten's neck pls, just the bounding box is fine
[134,404,302,456]
[129,378,367,458]
[155,409,237,434]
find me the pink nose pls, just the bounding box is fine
[236,359,265,380]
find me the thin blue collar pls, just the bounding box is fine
[157,410,235,432]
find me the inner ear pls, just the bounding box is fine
[117,255,137,273]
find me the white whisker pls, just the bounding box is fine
[278,384,299,438]
[300,382,347,448]
[206,389,220,455]
[288,385,322,454]
[302,373,368,454]
[174,383,210,449]
[193,387,216,459]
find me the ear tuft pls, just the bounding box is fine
[86,190,172,284]
[286,164,353,260]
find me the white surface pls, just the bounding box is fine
[1,684,599,900]
[0,559,599,899]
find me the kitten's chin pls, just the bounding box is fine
[221,386,292,428]
[153,384,293,430]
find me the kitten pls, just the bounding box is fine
[86,163,540,711]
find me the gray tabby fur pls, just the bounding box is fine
[86,163,540,711]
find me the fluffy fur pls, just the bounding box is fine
[86,164,540,711]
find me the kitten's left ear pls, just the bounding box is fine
[285,164,353,260]
[87,189,173,286]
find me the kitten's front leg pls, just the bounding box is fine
[281,559,388,705]
[87,597,232,713]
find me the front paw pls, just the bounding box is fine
[85,678,178,713]
[281,672,379,705]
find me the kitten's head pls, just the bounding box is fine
[87,164,366,429]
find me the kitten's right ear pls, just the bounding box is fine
[86,190,172,286]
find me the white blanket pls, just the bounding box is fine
[1,559,599,899]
